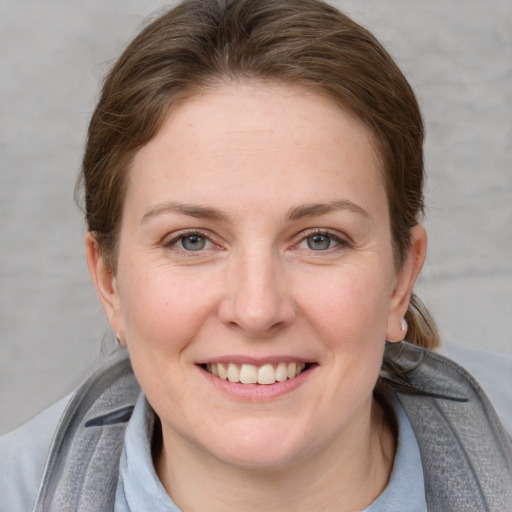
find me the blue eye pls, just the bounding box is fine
[180,234,207,251]
[297,231,348,252]
[306,233,335,250]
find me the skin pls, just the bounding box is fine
[87,82,426,512]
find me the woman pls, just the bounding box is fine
[1,0,511,511]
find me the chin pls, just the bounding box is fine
[202,420,311,471]
[214,444,302,472]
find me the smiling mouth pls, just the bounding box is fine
[202,362,311,385]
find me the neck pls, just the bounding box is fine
[154,398,396,512]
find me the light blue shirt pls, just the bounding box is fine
[114,392,427,512]
[364,392,427,512]
[114,395,179,511]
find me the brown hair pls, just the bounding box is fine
[79,0,440,349]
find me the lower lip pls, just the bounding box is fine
[198,365,316,400]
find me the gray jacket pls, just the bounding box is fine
[2,342,512,512]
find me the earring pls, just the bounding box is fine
[399,319,408,332]
[115,330,123,345]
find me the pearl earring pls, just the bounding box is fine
[399,319,408,332]
[115,330,122,345]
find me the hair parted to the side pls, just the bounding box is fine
[78,0,440,350]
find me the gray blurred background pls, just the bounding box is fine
[1,0,511,435]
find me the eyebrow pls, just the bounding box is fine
[286,200,372,222]
[141,201,230,224]
[141,199,372,224]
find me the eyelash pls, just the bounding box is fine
[163,228,350,255]
[295,229,351,252]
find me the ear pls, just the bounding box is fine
[386,224,427,342]
[85,232,125,344]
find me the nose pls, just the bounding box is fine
[218,248,296,338]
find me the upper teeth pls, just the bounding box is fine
[205,362,307,385]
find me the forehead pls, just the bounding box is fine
[156,82,378,158]
[127,82,386,220]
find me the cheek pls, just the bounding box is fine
[299,265,393,346]
[119,266,219,352]
[117,269,221,409]
[298,265,392,398]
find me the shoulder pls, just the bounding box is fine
[439,340,512,436]
[0,350,139,512]
[383,341,512,509]
[0,394,71,512]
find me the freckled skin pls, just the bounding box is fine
[87,82,426,511]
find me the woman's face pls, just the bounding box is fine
[89,83,424,470]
